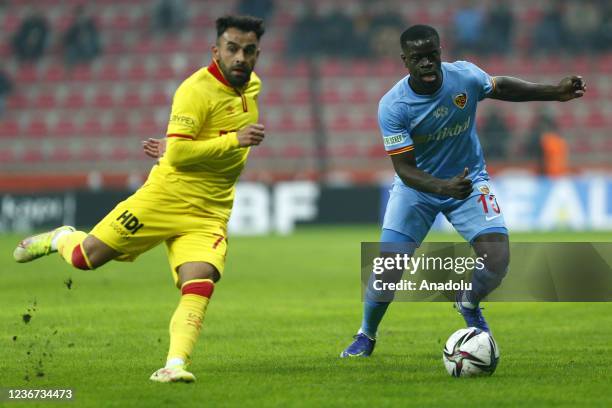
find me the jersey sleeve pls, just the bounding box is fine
[166,82,207,139]
[378,101,414,155]
[464,61,495,101]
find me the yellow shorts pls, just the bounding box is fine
[89,182,228,285]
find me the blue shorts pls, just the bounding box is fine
[382,180,507,245]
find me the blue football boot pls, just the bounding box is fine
[454,290,490,333]
[340,333,376,358]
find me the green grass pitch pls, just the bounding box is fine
[1,226,611,407]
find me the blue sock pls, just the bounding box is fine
[360,228,416,338]
[360,300,390,338]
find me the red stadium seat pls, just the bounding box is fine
[150,88,170,106]
[125,63,148,80]
[63,90,86,108]
[76,147,102,161]
[321,89,341,104]
[366,144,386,158]
[120,89,143,108]
[135,118,162,137]
[328,114,353,132]
[98,64,121,81]
[108,117,131,135]
[81,117,104,136]
[71,65,93,81]
[281,144,306,158]
[42,65,65,82]
[15,65,38,82]
[22,148,44,163]
[32,91,57,109]
[153,62,175,80]
[49,146,73,162]
[0,148,16,163]
[6,93,28,109]
[52,118,78,138]
[92,89,116,108]
[24,119,49,138]
[584,109,607,128]
[109,146,131,161]
[0,119,20,139]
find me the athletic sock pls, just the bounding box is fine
[166,279,215,366]
[56,231,92,270]
[359,299,390,339]
[51,228,73,251]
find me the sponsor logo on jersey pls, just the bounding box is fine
[115,210,144,234]
[412,117,471,144]
[170,114,197,130]
[453,92,468,109]
[433,106,449,119]
[383,134,406,147]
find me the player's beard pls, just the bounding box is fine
[218,60,251,88]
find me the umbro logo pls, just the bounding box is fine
[433,106,449,119]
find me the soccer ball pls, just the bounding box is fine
[442,327,499,377]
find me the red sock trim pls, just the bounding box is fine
[71,245,91,270]
[181,280,214,298]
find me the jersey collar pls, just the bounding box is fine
[208,59,232,87]
[207,59,251,92]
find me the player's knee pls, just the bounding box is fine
[177,262,221,287]
[483,245,510,276]
[473,234,509,276]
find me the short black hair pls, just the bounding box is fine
[400,25,440,49]
[216,15,265,40]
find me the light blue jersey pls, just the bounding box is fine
[379,61,494,183]
[378,61,507,244]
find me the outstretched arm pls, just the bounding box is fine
[488,75,586,102]
[390,150,473,200]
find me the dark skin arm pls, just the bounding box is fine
[388,75,586,199]
[391,150,473,199]
[488,75,586,102]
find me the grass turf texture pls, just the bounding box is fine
[1,226,611,407]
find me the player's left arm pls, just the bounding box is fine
[488,75,586,102]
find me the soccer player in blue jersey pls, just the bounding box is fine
[341,25,586,357]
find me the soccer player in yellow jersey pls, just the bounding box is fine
[12,15,266,383]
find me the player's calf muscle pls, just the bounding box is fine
[81,235,120,268]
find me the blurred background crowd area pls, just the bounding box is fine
[0,0,611,190]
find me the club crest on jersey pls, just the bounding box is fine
[453,92,468,109]
[478,185,490,195]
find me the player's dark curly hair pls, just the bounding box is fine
[400,25,440,49]
[216,15,265,40]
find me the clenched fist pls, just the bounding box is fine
[237,124,265,147]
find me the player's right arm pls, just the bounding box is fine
[143,125,265,161]
[157,82,265,166]
[390,151,472,199]
[379,101,472,199]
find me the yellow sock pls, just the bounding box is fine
[57,231,92,270]
[166,279,215,366]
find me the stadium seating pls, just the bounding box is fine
[0,0,610,183]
